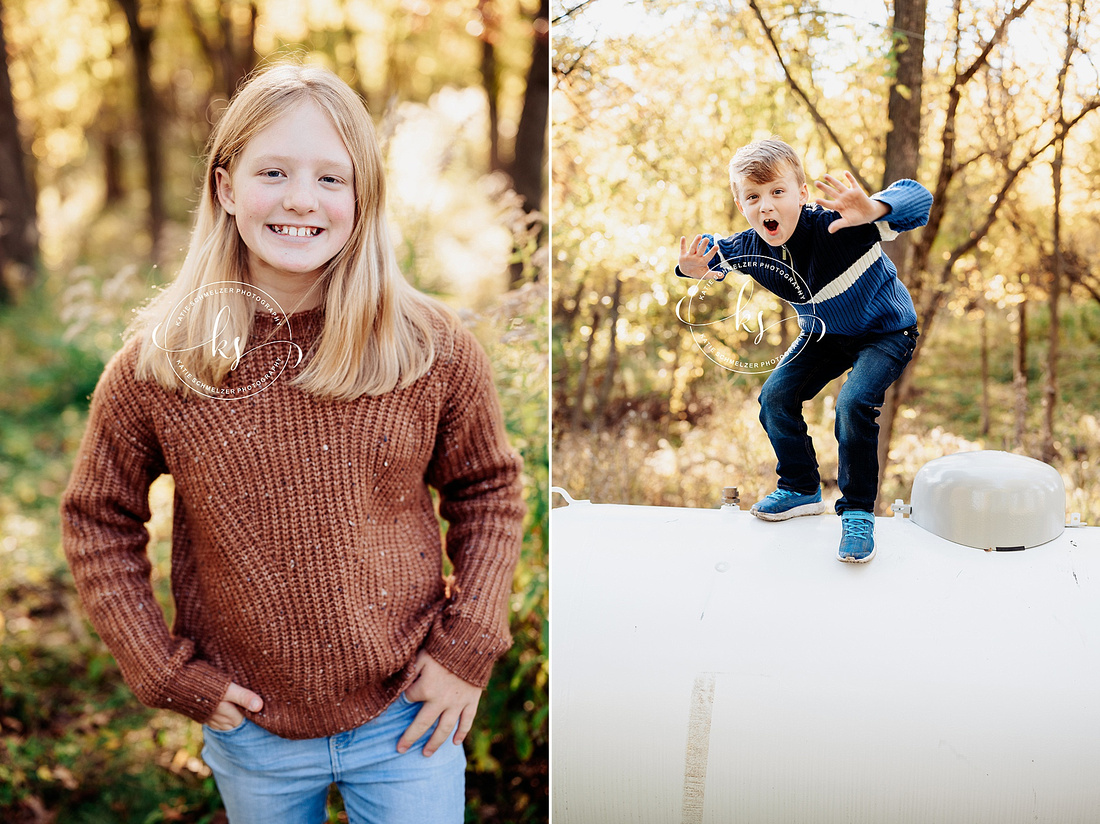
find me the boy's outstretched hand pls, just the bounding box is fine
[397,649,482,757]
[678,235,720,279]
[815,172,890,234]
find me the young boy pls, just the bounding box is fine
[676,137,932,563]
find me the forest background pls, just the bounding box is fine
[0,0,548,821]
[552,0,1100,527]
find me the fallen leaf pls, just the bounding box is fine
[53,765,78,790]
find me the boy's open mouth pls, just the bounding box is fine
[763,219,780,234]
[270,225,322,238]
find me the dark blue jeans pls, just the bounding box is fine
[757,326,918,514]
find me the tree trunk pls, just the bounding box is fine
[1041,137,1063,463]
[665,342,682,428]
[479,0,502,173]
[554,279,587,339]
[1013,298,1028,449]
[979,302,990,437]
[570,306,601,430]
[99,92,125,204]
[184,0,259,111]
[593,276,622,426]
[0,7,38,302]
[1041,0,1077,464]
[117,0,165,262]
[103,133,125,205]
[219,0,257,97]
[510,0,549,212]
[553,282,586,419]
[880,0,927,281]
[875,0,927,509]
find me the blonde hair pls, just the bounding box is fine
[728,137,806,198]
[132,62,451,399]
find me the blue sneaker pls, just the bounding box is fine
[750,488,827,521]
[838,510,876,563]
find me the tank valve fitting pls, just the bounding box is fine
[891,499,912,517]
[722,487,741,508]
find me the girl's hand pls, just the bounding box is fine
[396,650,482,757]
[815,172,890,233]
[678,235,719,278]
[206,681,264,731]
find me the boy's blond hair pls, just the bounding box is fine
[728,137,806,199]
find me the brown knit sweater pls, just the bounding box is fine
[61,307,525,739]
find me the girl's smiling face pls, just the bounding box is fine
[734,168,808,247]
[215,98,355,297]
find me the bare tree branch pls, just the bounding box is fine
[743,0,869,190]
[920,96,1100,329]
[956,0,1038,86]
[1071,271,1100,305]
[553,0,599,25]
[908,0,1040,298]
[553,38,594,79]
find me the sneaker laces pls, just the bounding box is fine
[843,513,874,540]
[767,488,804,502]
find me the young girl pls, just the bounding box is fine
[61,63,525,823]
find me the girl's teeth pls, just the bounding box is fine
[273,225,319,237]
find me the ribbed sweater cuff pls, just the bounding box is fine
[424,615,513,688]
[675,265,726,281]
[155,660,234,724]
[873,179,932,233]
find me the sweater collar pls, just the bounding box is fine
[786,205,815,251]
[252,303,325,344]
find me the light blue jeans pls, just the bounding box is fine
[201,693,465,824]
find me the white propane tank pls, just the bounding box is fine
[550,457,1099,824]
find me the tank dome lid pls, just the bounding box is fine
[910,450,1065,550]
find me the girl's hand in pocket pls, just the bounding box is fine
[396,650,482,757]
[207,682,264,731]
